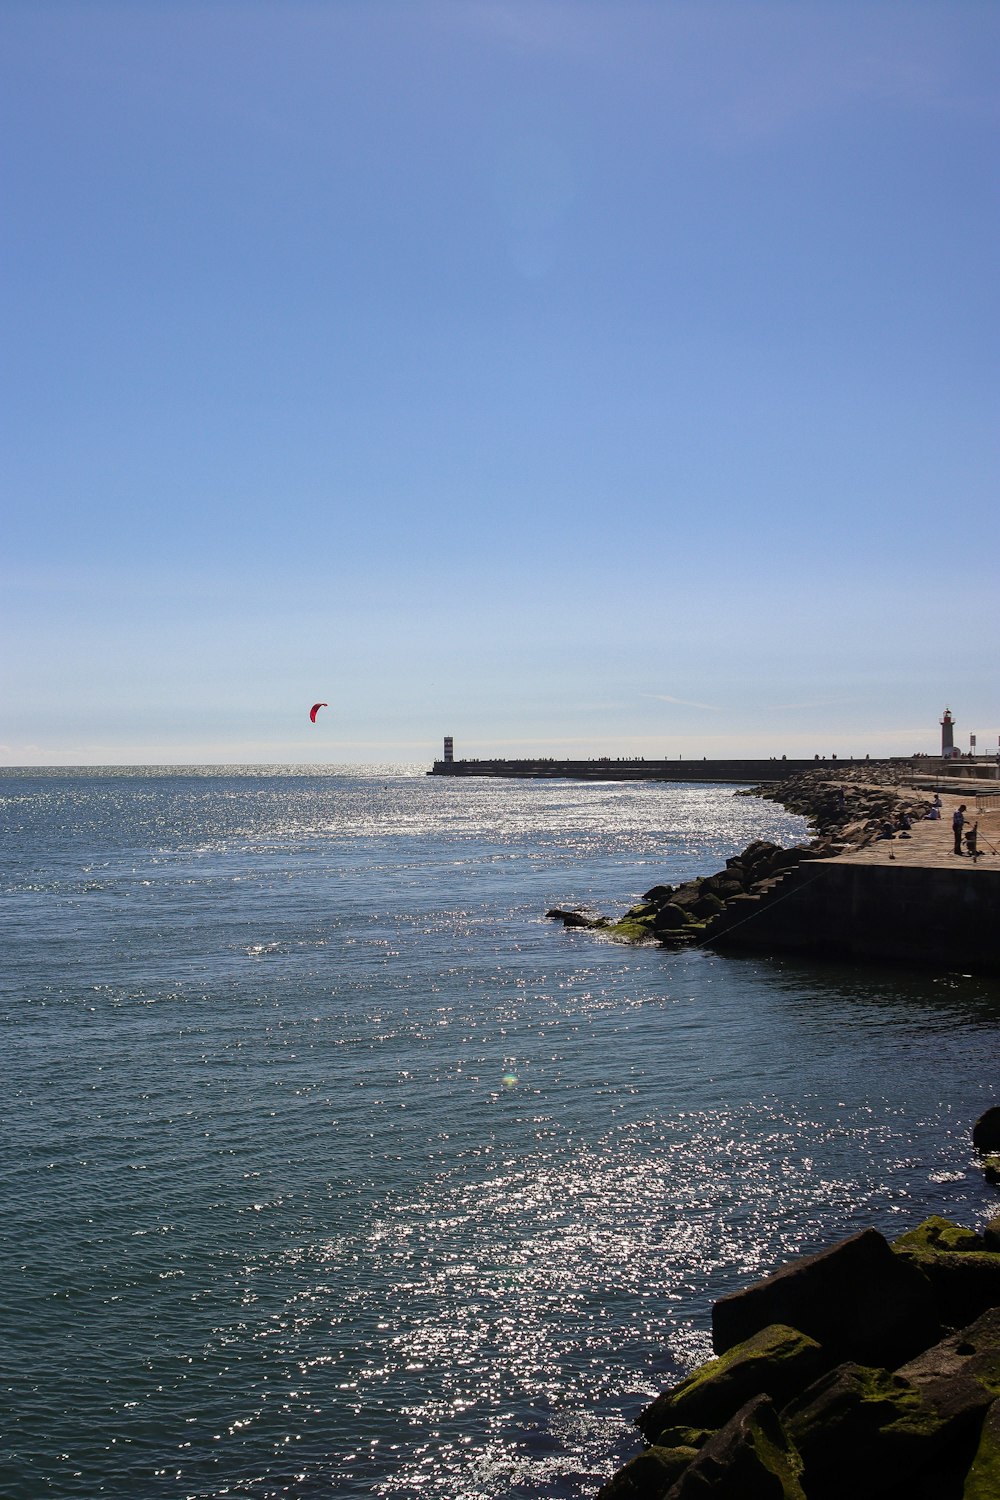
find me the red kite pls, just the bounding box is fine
[309,702,328,723]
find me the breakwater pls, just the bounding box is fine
[708,859,1000,972]
[548,766,1000,973]
[596,1197,1000,1499]
[429,757,896,783]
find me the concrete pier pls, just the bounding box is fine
[709,788,1000,971]
[428,757,897,784]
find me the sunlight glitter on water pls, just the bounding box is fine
[2,770,999,1500]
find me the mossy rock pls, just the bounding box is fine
[782,1361,953,1500]
[639,1323,826,1441]
[653,903,691,932]
[963,1396,1000,1500]
[648,1424,713,1451]
[983,1156,1000,1185]
[893,1242,1000,1330]
[713,1228,939,1371]
[595,1443,699,1499]
[605,918,657,943]
[894,1216,986,1254]
[625,902,658,920]
[665,1394,806,1499]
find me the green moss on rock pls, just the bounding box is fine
[894,1216,986,1254]
[594,1443,698,1499]
[783,1361,955,1500]
[640,1323,826,1441]
[604,918,657,943]
[652,903,691,932]
[666,1394,806,1499]
[963,1397,1000,1500]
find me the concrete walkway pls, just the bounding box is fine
[836,786,1000,871]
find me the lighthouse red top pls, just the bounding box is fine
[941,706,955,757]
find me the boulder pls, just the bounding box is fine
[638,1324,826,1442]
[972,1107,1000,1152]
[701,875,743,898]
[662,1394,806,1499]
[653,904,691,933]
[642,884,675,903]
[712,1228,939,1369]
[625,902,659,920]
[781,1362,956,1500]
[544,908,607,928]
[982,1217,1000,1253]
[595,1443,700,1499]
[983,1157,1000,1186]
[963,1396,1000,1500]
[893,1307,1000,1434]
[665,885,703,911]
[895,1216,986,1254]
[892,1239,1000,1331]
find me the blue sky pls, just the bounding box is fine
[3,1,997,765]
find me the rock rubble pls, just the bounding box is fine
[546,767,932,949]
[594,1108,1000,1498]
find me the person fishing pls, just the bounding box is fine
[953,804,968,855]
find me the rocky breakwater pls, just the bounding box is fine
[594,1113,1000,1499]
[546,769,930,949]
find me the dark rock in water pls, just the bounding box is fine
[662,1394,805,1499]
[544,908,607,929]
[781,1361,959,1500]
[692,891,725,919]
[973,1106,1000,1153]
[594,1442,700,1499]
[711,1228,939,1369]
[653,903,690,933]
[638,1323,826,1442]
[642,884,675,903]
[984,1156,1000,1185]
[983,1217,1000,1253]
[665,884,703,911]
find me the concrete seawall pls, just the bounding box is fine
[429,757,897,784]
[709,857,1000,971]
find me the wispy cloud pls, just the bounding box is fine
[767,698,854,711]
[640,694,722,712]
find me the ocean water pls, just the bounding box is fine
[2,766,998,1500]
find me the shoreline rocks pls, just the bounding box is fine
[597,1217,1000,1500]
[547,766,932,949]
[594,1109,1000,1498]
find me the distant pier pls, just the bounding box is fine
[427,757,897,784]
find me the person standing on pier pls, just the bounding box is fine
[953,804,968,855]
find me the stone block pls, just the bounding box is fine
[712,1229,939,1368]
[638,1324,826,1442]
[663,1394,806,1499]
